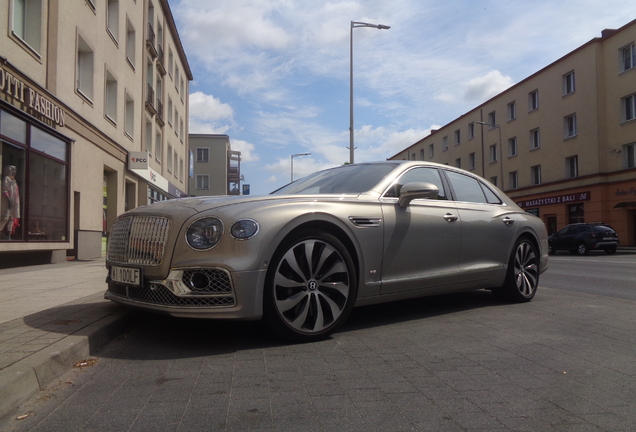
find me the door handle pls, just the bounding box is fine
[443,213,458,223]
[502,216,515,226]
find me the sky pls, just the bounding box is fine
[167,0,636,196]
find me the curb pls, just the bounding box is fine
[0,308,132,422]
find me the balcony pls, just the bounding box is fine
[156,98,165,126]
[146,23,158,58]
[145,83,157,115]
[157,44,166,76]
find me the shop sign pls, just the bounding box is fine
[168,182,186,198]
[129,151,150,169]
[0,66,66,127]
[517,191,590,208]
[614,186,636,197]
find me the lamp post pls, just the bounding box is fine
[476,121,503,190]
[349,21,390,165]
[291,153,311,182]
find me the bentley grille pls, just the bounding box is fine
[108,216,171,266]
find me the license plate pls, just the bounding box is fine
[603,237,614,241]
[111,266,141,286]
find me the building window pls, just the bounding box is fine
[490,176,498,187]
[419,149,424,160]
[508,137,517,157]
[175,66,180,92]
[126,19,135,68]
[563,71,575,95]
[489,144,497,162]
[124,93,134,138]
[624,143,635,168]
[174,109,179,136]
[168,48,174,77]
[454,129,461,145]
[468,122,475,139]
[455,158,461,169]
[196,147,209,162]
[468,153,475,170]
[621,43,635,72]
[107,0,119,42]
[144,120,152,154]
[167,98,173,126]
[179,158,184,181]
[104,70,117,123]
[529,90,539,111]
[442,136,448,151]
[179,118,184,142]
[564,114,577,138]
[507,101,516,121]
[167,144,173,172]
[531,165,541,185]
[488,111,496,126]
[530,128,540,150]
[623,94,636,122]
[566,155,578,178]
[180,77,185,101]
[76,35,94,101]
[196,175,209,190]
[12,0,42,53]
[155,130,162,162]
[509,171,518,189]
[428,143,434,159]
[174,150,178,175]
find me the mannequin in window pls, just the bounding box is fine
[1,165,20,239]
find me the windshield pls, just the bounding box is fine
[271,163,397,195]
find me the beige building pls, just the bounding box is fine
[189,134,242,196]
[391,19,636,246]
[0,0,192,266]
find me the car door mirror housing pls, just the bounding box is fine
[398,182,440,208]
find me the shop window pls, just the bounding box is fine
[28,152,67,241]
[1,143,25,240]
[31,127,67,161]
[568,203,584,224]
[12,0,42,53]
[1,111,26,143]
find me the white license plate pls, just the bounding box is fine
[603,237,614,241]
[111,266,141,286]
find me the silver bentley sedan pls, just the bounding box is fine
[106,161,548,342]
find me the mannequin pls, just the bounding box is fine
[1,165,20,239]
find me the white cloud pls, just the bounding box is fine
[230,139,259,163]
[189,91,233,121]
[464,71,514,103]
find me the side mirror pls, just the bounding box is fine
[398,182,439,208]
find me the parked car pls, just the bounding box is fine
[105,161,549,342]
[548,223,619,255]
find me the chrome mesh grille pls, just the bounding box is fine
[108,283,236,307]
[108,216,172,265]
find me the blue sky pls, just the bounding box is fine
[167,0,636,196]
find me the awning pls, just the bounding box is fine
[613,201,636,208]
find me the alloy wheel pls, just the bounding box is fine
[514,241,539,298]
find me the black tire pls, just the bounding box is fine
[605,247,617,255]
[493,238,539,303]
[576,243,589,255]
[262,229,357,342]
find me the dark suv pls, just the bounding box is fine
[548,223,619,255]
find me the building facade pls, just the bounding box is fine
[390,20,636,246]
[0,0,192,266]
[189,134,241,196]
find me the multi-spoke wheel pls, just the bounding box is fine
[493,238,539,303]
[576,243,589,255]
[263,230,357,342]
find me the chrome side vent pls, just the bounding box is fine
[348,217,382,228]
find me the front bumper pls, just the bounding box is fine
[105,267,267,320]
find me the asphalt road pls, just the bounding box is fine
[540,251,636,301]
[4,255,636,431]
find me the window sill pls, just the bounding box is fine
[76,89,94,106]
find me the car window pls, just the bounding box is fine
[481,184,502,204]
[445,170,490,204]
[384,167,447,200]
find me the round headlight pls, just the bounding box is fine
[186,217,224,250]
[230,219,259,240]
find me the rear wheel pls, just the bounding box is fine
[263,230,357,342]
[576,243,589,255]
[493,238,539,303]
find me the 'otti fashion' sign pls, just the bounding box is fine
[0,66,66,127]
[517,191,590,208]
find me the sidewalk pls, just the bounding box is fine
[0,258,132,422]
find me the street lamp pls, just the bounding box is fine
[291,153,311,182]
[476,121,504,190]
[349,21,390,164]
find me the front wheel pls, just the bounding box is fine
[576,243,589,255]
[493,238,539,303]
[263,230,357,342]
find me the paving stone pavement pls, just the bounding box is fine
[3,286,636,432]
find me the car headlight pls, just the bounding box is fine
[186,217,224,250]
[230,219,259,240]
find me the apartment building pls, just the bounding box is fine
[391,19,636,245]
[189,134,242,197]
[0,0,192,266]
